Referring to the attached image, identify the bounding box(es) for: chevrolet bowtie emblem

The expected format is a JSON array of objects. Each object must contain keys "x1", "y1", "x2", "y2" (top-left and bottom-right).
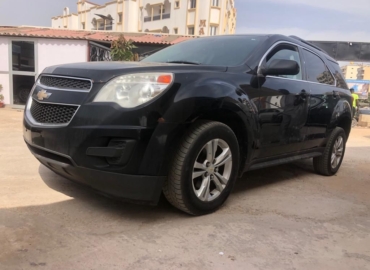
[{"x1": 37, "y1": 89, "x2": 52, "y2": 101}]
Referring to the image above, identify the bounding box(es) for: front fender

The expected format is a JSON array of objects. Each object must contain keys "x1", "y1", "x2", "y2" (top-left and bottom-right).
[{"x1": 153, "y1": 78, "x2": 259, "y2": 176}]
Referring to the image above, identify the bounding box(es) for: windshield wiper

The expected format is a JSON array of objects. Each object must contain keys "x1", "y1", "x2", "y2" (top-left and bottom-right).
[{"x1": 166, "y1": 60, "x2": 201, "y2": 65}]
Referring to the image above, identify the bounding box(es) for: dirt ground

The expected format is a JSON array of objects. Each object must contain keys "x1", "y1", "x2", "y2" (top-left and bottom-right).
[{"x1": 1, "y1": 108, "x2": 370, "y2": 270}]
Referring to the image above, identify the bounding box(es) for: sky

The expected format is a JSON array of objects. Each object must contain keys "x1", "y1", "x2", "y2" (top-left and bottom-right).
[{"x1": 0, "y1": 0, "x2": 369, "y2": 42}]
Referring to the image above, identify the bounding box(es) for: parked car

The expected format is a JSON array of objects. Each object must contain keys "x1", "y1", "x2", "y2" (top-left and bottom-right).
[{"x1": 23, "y1": 34, "x2": 352, "y2": 215}]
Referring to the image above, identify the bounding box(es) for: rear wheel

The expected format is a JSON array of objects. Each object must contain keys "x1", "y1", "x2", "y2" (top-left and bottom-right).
[
  {"x1": 313, "y1": 127, "x2": 346, "y2": 176},
  {"x1": 163, "y1": 121, "x2": 240, "y2": 215}
]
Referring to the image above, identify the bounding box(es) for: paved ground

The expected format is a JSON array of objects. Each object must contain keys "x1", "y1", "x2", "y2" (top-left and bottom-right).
[{"x1": 1, "y1": 108, "x2": 370, "y2": 270}]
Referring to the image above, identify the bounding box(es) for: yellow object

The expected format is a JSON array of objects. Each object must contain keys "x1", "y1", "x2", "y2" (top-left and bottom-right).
[{"x1": 352, "y1": 93, "x2": 359, "y2": 107}]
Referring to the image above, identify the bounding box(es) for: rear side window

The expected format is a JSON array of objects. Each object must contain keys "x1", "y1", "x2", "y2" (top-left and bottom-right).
[
  {"x1": 302, "y1": 49, "x2": 335, "y2": 85},
  {"x1": 328, "y1": 61, "x2": 348, "y2": 89}
]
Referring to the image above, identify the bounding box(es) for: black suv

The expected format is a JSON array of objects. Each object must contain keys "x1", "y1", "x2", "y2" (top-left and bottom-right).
[{"x1": 24, "y1": 35, "x2": 352, "y2": 215}]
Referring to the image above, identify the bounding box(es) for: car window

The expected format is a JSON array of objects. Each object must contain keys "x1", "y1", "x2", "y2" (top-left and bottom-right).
[
  {"x1": 328, "y1": 60, "x2": 348, "y2": 89},
  {"x1": 265, "y1": 45, "x2": 302, "y2": 80},
  {"x1": 302, "y1": 49, "x2": 335, "y2": 85},
  {"x1": 141, "y1": 36, "x2": 267, "y2": 66}
]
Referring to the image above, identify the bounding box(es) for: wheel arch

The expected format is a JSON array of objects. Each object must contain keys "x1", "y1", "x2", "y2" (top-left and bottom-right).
[
  {"x1": 329, "y1": 98, "x2": 352, "y2": 140},
  {"x1": 191, "y1": 107, "x2": 255, "y2": 176},
  {"x1": 337, "y1": 115, "x2": 351, "y2": 139}
]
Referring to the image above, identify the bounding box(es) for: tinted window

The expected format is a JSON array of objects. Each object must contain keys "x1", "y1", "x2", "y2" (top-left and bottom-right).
[
  {"x1": 266, "y1": 45, "x2": 302, "y2": 80},
  {"x1": 12, "y1": 41, "x2": 35, "y2": 72},
  {"x1": 328, "y1": 61, "x2": 348, "y2": 89},
  {"x1": 303, "y1": 50, "x2": 334, "y2": 85},
  {"x1": 142, "y1": 36, "x2": 267, "y2": 66}
]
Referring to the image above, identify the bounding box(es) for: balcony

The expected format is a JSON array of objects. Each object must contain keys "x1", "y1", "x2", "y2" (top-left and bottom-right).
[
  {"x1": 92, "y1": 24, "x2": 113, "y2": 31},
  {"x1": 144, "y1": 13, "x2": 170, "y2": 22}
]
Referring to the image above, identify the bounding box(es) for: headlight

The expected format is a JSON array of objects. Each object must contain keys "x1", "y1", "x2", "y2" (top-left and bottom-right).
[{"x1": 93, "y1": 73, "x2": 174, "y2": 108}]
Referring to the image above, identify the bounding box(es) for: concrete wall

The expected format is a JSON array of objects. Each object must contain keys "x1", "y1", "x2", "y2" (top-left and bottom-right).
[
  {"x1": 0, "y1": 37, "x2": 9, "y2": 72},
  {"x1": 124, "y1": 0, "x2": 139, "y2": 32},
  {"x1": 52, "y1": 17, "x2": 63, "y2": 29},
  {"x1": 0, "y1": 37, "x2": 88, "y2": 105},
  {"x1": 52, "y1": 14, "x2": 78, "y2": 29},
  {"x1": 171, "y1": 0, "x2": 188, "y2": 34},
  {"x1": 37, "y1": 39, "x2": 88, "y2": 73},
  {"x1": 361, "y1": 67, "x2": 370, "y2": 80},
  {"x1": 0, "y1": 37, "x2": 10, "y2": 104},
  {"x1": 0, "y1": 74, "x2": 10, "y2": 104}
]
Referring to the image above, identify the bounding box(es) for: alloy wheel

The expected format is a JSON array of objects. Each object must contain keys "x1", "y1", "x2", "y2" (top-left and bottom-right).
[
  {"x1": 192, "y1": 139, "x2": 233, "y2": 202},
  {"x1": 331, "y1": 136, "x2": 344, "y2": 169}
]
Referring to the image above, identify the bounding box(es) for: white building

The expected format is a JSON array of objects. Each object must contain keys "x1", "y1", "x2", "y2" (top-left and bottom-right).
[
  {"x1": 52, "y1": 0, "x2": 237, "y2": 36},
  {"x1": 0, "y1": 36, "x2": 88, "y2": 108}
]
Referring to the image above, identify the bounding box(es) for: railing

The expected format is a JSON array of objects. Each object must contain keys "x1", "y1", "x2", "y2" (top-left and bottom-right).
[
  {"x1": 92, "y1": 25, "x2": 113, "y2": 31},
  {"x1": 89, "y1": 42, "x2": 112, "y2": 62},
  {"x1": 144, "y1": 13, "x2": 170, "y2": 22}
]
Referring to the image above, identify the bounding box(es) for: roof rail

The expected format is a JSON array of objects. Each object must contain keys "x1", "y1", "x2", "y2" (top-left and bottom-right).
[{"x1": 289, "y1": 35, "x2": 328, "y2": 54}]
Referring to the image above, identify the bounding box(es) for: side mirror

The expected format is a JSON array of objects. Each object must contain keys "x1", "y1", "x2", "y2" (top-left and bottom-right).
[{"x1": 260, "y1": 59, "x2": 300, "y2": 77}]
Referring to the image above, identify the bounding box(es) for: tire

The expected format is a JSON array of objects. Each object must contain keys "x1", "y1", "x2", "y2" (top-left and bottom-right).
[
  {"x1": 163, "y1": 120, "x2": 240, "y2": 215},
  {"x1": 313, "y1": 127, "x2": 346, "y2": 176}
]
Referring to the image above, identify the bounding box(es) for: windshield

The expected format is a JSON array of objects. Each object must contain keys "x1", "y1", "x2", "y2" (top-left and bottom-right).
[{"x1": 141, "y1": 35, "x2": 267, "y2": 66}]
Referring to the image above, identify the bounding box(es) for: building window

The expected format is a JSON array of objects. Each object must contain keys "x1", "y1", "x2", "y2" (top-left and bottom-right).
[
  {"x1": 81, "y1": 23, "x2": 85, "y2": 29},
  {"x1": 118, "y1": 13, "x2": 122, "y2": 23},
  {"x1": 210, "y1": 26, "x2": 218, "y2": 35},
  {"x1": 188, "y1": 27, "x2": 195, "y2": 35},
  {"x1": 212, "y1": 0, "x2": 219, "y2": 6},
  {"x1": 189, "y1": 0, "x2": 196, "y2": 9},
  {"x1": 159, "y1": 7, "x2": 165, "y2": 14},
  {"x1": 174, "y1": 28, "x2": 178, "y2": 34},
  {"x1": 175, "y1": 1, "x2": 180, "y2": 8}
]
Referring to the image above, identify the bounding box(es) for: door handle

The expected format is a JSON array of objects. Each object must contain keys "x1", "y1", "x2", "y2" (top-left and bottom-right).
[
  {"x1": 300, "y1": 90, "x2": 308, "y2": 97},
  {"x1": 299, "y1": 90, "x2": 308, "y2": 100}
]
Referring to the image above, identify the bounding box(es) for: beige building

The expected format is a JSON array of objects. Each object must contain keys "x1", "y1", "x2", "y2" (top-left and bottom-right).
[
  {"x1": 357, "y1": 66, "x2": 370, "y2": 80},
  {"x1": 52, "y1": 0, "x2": 237, "y2": 36},
  {"x1": 341, "y1": 63, "x2": 361, "y2": 80}
]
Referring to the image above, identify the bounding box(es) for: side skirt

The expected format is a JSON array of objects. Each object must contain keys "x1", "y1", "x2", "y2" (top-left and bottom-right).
[{"x1": 245, "y1": 148, "x2": 325, "y2": 172}]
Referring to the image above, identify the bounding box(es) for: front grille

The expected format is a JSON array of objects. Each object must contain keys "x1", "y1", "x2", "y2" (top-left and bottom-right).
[
  {"x1": 40, "y1": 76, "x2": 92, "y2": 90},
  {"x1": 30, "y1": 99, "x2": 78, "y2": 124}
]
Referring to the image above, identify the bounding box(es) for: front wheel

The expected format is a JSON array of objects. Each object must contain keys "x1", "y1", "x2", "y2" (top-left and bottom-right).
[{"x1": 163, "y1": 121, "x2": 240, "y2": 215}]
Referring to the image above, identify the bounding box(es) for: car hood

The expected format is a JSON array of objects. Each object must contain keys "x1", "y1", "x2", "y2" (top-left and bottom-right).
[{"x1": 42, "y1": 61, "x2": 228, "y2": 83}]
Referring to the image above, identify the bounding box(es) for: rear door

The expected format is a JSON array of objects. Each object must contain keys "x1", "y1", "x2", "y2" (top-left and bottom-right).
[{"x1": 301, "y1": 49, "x2": 337, "y2": 148}]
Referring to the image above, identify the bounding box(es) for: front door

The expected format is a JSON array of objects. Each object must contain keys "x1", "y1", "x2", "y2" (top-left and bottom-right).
[{"x1": 257, "y1": 43, "x2": 310, "y2": 158}]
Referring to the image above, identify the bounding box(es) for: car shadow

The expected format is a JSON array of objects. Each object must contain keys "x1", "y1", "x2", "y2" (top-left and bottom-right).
[
  {"x1": 233, "y1": 159, "x2": 314, "y2": 194},
  {"x1": 38, "y1": 159, "x2": 315, "y2": 217},
  {"x1": 38, "y1": 165, "x2": 184, "y2": 220}
]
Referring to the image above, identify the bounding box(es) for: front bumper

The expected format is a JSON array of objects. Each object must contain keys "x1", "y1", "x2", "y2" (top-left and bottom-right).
[
  {"x1": 26, "y1": 142, "x2": 166, "y2": 204},
  {"x1": 23, "y1": 77, "x2": 186, "y2": 205}
]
